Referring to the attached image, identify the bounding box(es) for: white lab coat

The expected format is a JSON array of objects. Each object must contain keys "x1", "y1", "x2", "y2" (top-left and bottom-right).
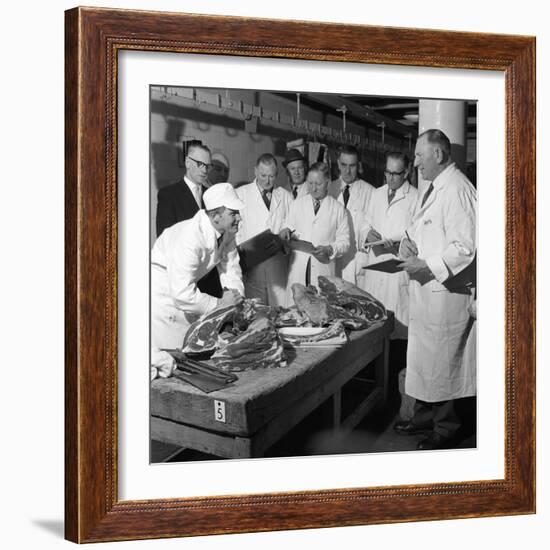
[
  {"x1": 284, "y1": 194, "x2": 350, "y2": 299},
  {"x1": 357, "y1": 181, "x2": 419, "y2": 339},
  {"x1": 328, "y1": 177, "x2": 375, "y2": 284},
  {"x1": 151, "y1": 210, "x2": 244, "y2": 349},
  {"x1": 235, "y1": 181, "x2": 293, "y2": 307},
  {"x1": 404, "y1": 163, "x2": 477, "y2": 402},
  {"x1": 289, "y1": 182, "x2": 310, "y2": 200}
]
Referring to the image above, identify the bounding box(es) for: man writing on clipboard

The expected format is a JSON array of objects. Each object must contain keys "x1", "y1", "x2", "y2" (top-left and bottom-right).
[
  {"x1": 358, "y1": 152, "x2": 418, "y2": 340},
  {"x1": 394, "y1": 129, "x2": 477, "y2": 451}
]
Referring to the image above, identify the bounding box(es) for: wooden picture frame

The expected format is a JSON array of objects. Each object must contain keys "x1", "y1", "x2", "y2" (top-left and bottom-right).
[{"x1": 65, "y1": 6, "x2": 535, "y2": 543}]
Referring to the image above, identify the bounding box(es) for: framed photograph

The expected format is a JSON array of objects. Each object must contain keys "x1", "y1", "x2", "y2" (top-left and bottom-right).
[{"x1": 65, "y1": 7, "x2": 535, "y2": 543}]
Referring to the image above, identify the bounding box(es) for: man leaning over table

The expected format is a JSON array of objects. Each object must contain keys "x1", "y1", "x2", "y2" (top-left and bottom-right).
[{"x1": 151, "y1": 183, "x2": 245, "y2": 359}]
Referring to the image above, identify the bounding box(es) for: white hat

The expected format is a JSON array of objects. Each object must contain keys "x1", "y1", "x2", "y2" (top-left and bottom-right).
[{"x1": 203, "y1": 182, "x2": 244, "y2": 211}]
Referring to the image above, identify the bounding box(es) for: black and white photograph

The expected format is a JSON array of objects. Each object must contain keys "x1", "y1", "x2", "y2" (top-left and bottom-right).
[
  {"x1": 4, "y1": 0, "x2": 544, "y2": 546},
  {"x1": 149, "y1": 85, "x2": 478, "y2": 463}
]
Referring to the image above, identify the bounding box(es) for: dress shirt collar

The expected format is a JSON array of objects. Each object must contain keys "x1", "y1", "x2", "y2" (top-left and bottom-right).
[
  {"x1": 339, "y1": 177, "x2": 357, "y2": 191},
  {"x1": 386, "y1": 180, "x2": 411, "y2": 200},
  {"x1": 184, "y1": 175, "x2": 201, "y2": 191},
  {"x1": 311, "y1": 194, "x2": 327, "y2": 204},
  {"x1": 254, "y1": 179, "x2": 272, "y2": 195}
]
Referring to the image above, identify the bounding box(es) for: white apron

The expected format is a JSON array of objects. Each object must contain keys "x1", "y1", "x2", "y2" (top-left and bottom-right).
[
  {"x1": 151, "y1": 211, "x2": 244, "y2": 349},
  {"x1": 357, "y1": 181, "x2": 418, "y2": 339},
  {"x1": 328, "y1": 177, "x2": 374, "y2": 284},
  {"x1": 235, "y1": 182, "x2": 293, "y2": 307},
  {"x1": 284, "y1": 194, "x2": 350, "y2": 301},
  {"x1": 404, "y1": 163, "x2": 477, "y2": 402}
]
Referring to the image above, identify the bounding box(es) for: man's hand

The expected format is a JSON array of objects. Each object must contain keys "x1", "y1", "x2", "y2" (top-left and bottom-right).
[
  {"x1": 399, "y1": 257, "x2": 432, "y2": 276},
  {"x1": 366, "y1": 228, "x2": 382, "y2": 243},
  {"x1": 312, "y1": 245, "x2": 333, "y2": 264},
  {"x1": 218, "y1": 288, "x2": 243, "y2": 308},
  {"x1": 398, "y1": 237, "x2": 419, "y2": 259},
  {"x1": 279, "y1": 227, "x2": 293, "y2": 242},
  {"x1": 363, "y1": 228, "x2": 395, "y2": 252}
]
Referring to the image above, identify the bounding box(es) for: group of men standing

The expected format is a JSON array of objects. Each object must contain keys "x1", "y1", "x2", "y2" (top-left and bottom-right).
[{"x1": 151, "y1": 129, "x2": 477, "y2": 451}]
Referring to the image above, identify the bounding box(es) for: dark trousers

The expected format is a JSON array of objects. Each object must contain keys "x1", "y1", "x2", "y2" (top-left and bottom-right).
[{"x1": 412, "y1": 399, "x2": 461, "y2": 439}]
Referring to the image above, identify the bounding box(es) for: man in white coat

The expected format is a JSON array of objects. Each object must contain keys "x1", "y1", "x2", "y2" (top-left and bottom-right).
[
  {"x1": 235, "y1": 153, "x2": 293, "y2": 307},
  {"x1": 358, "y1": 152, "x2": 418, "y2": 339},
  {"x1": 395, "y1": 129, "x2": 477, "y2": 450},
  {"x1": 283, "y1": 148, "x2": 309, "y2": 200},
  {"x1": 328, "y1": 145, "x2": 375, "y2": 284},
  {"x1": 151, "y1": 183, "x2": 245, "y2": 350},
  {"x1": 280, "y1": 162, "x2": 350, "y2": 296}
]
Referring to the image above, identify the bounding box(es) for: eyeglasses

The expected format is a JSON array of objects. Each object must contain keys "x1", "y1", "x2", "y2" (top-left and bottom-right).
[
  {"x1": 188, "y1": 157, "x2": 212, "y2": 170},
  {"x1": 384, "y1": 169, "x2": 406, "y2": 178}
]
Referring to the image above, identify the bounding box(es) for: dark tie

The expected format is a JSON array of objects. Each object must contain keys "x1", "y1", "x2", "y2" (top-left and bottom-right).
[
  {"x1": 313, "y1": 199, "x2": 320, "y2": 215},
  {"x1": 343, "y1": 184, "x2": 350, "y2": 207},
  {"x1": 292, "y1": 186, "x2": 298, "y2": 199},
  {"x1": 388, "y1": 189, "x2": 396, "y2": 204},
  {"x1": 262, "y1": 190, "x2": 272, "y2": 209},
  {"x1": 217, "y1": 235, "x2": 223, "y2": 249},
  {"x1": 421, "y1": 182, "x2": 434, "y2": 207}
]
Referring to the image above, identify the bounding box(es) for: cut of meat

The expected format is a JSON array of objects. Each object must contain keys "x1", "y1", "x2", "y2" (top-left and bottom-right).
[
  {"x1": 317, "y1": 275, "x2": 387, "y2": 328},
  {"x1": 211, "y1": 316, "x2": 286, "y2": 372},
  {"x1": 182, "y1": 304, "x2": 239, "y2": 355},
  {"x1": 289, "y1": 277, "x2": 386, "y2": 331},
  {"x1": 291, "y1": 284, "x2": 331, "y2": 326},
  {"x1": 273, "y1": 306, "x2": 309, "y2": 328},
  {"x1": 182, "y1": 299, "x2": 280, "y2": 356}
]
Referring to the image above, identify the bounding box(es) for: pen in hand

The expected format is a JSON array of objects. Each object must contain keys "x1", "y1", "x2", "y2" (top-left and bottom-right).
[{"x1": 404, "y1": 230, "x2": 418, "y2": 256}]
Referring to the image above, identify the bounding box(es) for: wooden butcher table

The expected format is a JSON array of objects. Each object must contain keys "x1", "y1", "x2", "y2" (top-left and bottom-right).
[{"x1": 151, "y1": 315, "x2": 393, "y2": 459}]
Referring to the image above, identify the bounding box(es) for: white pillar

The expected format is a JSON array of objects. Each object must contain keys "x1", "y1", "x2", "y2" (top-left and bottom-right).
[{"x1": 417, "y1": 99, "x2": 467, "y2": 192}]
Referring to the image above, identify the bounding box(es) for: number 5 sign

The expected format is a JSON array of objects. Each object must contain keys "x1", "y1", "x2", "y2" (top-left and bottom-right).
[{"x1": 214, "y1": 400, "x2": 226, "y2": 423}]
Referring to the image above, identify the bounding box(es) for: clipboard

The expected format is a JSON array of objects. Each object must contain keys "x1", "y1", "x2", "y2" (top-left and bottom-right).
[
  {"x1": 362, "y1": 258, "x2": 405, "y2": 273},
  {"x1": 237, "y1": 229, "x2": 284, "y2": 272},
  {"x1": 287, "y1": 238, "x2": 316, "y2": 255}
]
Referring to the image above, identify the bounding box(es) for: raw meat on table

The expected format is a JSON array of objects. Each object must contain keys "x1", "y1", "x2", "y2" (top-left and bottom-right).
[
  {"x1": 211, "y1": 316, "x2": 287, "y2": 372},
  {"x1": 318, "y1": 275, "x2": 387, "y2": 328}
]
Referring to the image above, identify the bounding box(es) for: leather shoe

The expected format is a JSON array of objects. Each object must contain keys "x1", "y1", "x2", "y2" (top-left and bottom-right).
[
  {"x1": 417, "y1": 432, "x2": 453, "y2": 450},
  {"x1": 393, "y1": 420, "x2": 432, "y2": 436}
]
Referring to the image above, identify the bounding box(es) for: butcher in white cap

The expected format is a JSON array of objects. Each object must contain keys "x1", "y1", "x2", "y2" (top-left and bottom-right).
[{"x1": 151, "y1": 183, "x2": 245, "y2": 353}]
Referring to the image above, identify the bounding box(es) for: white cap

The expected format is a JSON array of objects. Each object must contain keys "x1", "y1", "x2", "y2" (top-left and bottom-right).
[{"x1": 203, "y1": 182, "x2": 244, "y2": 211}]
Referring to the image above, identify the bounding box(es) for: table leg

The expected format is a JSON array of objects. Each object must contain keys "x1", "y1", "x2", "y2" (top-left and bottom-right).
[
  {"x1": 333, "y1": 389, "x2": 342, "y2": 429},
  {"x1": 375, "y1": 335, "x2": 390, "y2": 406}
]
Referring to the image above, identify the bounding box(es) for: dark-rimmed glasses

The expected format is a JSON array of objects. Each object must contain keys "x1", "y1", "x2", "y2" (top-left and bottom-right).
[
  {"x1": 188, "y1": 157, "x2": 213, "y2": 170},
  {"x1": 384, "y1": 169, "x2": 407, "y2": 178}
]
